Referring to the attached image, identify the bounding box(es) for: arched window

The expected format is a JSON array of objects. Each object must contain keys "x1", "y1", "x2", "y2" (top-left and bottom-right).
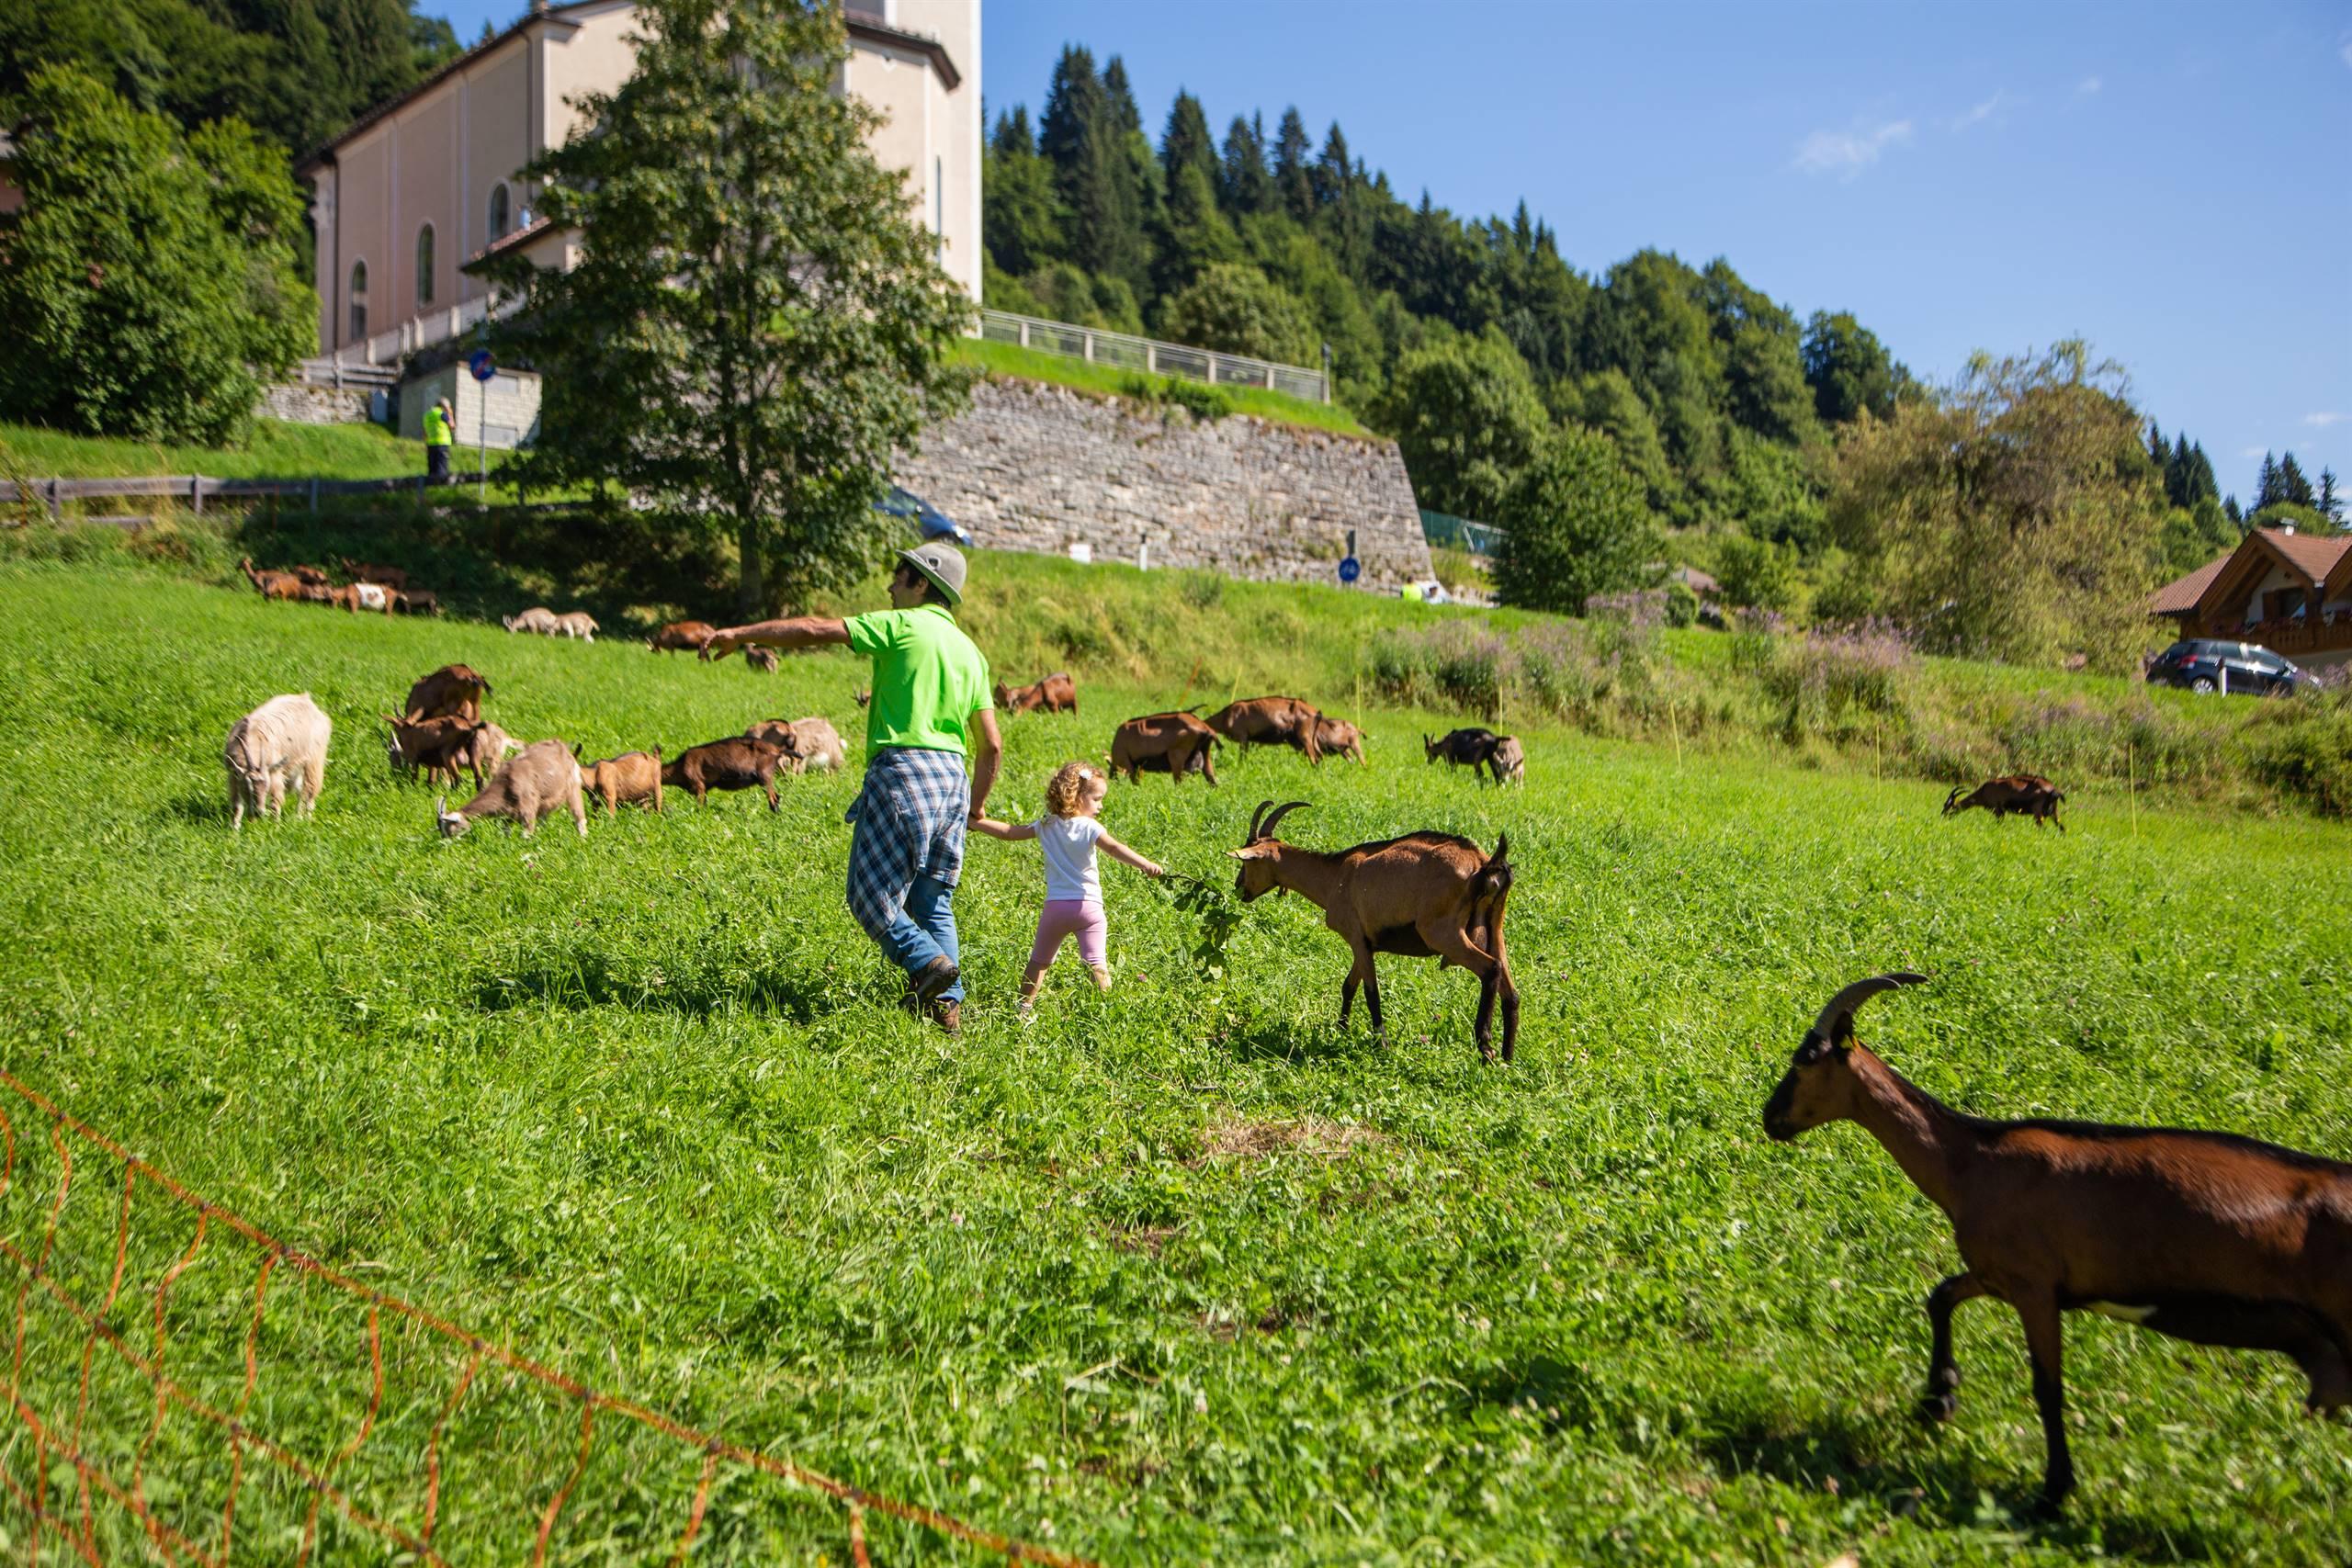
[
  {"x1": 488, "y1": 184, "x2": 510, "y2": 241},
  {"x1": 347, "y1": 260, "x2": 368, "y2": 343},
  {"x1": 415, "y1": 224, "x2": 435, "y2": 308}
]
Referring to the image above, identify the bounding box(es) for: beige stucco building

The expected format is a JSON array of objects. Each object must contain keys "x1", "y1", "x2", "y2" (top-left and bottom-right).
[{"x1": 296, "y1": 0, "x2": 979, "y2": 367}]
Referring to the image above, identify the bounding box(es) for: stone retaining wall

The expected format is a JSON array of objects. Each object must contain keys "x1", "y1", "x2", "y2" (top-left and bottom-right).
[
  {"x1": 259, "y1": 384, "x2": 373, "y2": 425},
  {"x1": 895, "y1": 378, "x2": 1431, "y2": 589}
]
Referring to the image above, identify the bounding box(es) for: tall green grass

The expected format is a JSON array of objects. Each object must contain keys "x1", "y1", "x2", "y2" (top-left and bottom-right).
[
  {"x1": 954, "y1": 340, "x2": 1370, "y2": 437},
  {"x1": 0, "y1": 417, "x2": 516, "y2": 482},
  {"x1": 0, "y1": 563, "x2": 2347, "y2": 1563}
]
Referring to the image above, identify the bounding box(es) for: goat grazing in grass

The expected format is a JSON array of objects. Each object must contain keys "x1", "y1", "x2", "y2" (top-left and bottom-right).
[
  {"x1": 746, "y1": 717, "x2": 845, "y2": 775},
  {"x1": 403, "y1": 664, "x2": 492, "y2": 724},
  {"x1": 1487, "y1": 735, "x2": 1525, "y2": 786},
  {"x1": 1206, "y1": 695, "x2": 1324, "y2": 763},
  {"x1": 745, "y1": 647, "x2": 779, "y2": 673},
  {"x1": 1310, "y1": 715, "x2": 1367, "y2": 765},
  {"x1": 582, "y1": 749, "x2": 663, "y2": 816},
  {"x1": 436, "y1": 739, "x2": 587, "y2": 839},
  {"x1": 340, "y1": 559, "x2": 409, "y2": 592},
  {"x1": 382, "y1": 714, "x2": 486, "y2": 788},
  {"x1": 503, "y1": 606, "x2": 560, "y2": 636},
  {"x1": 556, "y1": 611, "x2": 598, "y2": 641},
  {"x1": 1765, "y1": 973, "x2": 2352, "y2": 1510},
  {"x1": 1110, "y1": 711, "x2": 1221, "y2": 785},
  {"x1": 224, "y1": 694, "x2": 331, "y2": 829},
  {"x1": 240, "y1": 558, "x2": 302, "y2": 602},
  {"x1": 653, "y1": 620, "x2": 718, "y2": 654},
  {"x1": 995, "y1": 672, "x2": 1079, "y2": 716},
  {"x1": 1424, "y1": 727, "x2": 1504, "y2": 775},
  {"x1": 393, "y1": 588, "x2": 440, "y2": 616},
  {"x1": 1943, "y1": 774, "x2": 2066, "y2": 831},
  {"x1": 1228, "y1": 800, "x2": 1519, "y2": 1062},
  {"x1": 662, "y1": 736, "x2": 787, "y2": 809}
]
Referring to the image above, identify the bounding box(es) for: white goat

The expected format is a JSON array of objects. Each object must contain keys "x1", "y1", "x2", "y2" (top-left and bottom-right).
[
  {"x1": 224, "y1": 694, "x2": 332, "y2": 830},
  {"x1": 502, "y1": 606, "x2": 560, "y2": 636},
  {"x1": 556, "y1": 611, "x2": 598, "y2": 641},
  {"x1": 436, "y1": 739, "x2": 588, "y2": 839}
]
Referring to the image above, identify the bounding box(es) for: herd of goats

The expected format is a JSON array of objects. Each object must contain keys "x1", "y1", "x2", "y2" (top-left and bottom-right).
[{"x1": 208, "y1": 576, "x2": 2347, "y2": 1517}]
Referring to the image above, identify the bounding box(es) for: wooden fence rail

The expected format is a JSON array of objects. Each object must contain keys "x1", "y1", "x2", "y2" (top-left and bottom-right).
[{"x1": 0, "y1": 474, "x2": 445, "y2": 524}]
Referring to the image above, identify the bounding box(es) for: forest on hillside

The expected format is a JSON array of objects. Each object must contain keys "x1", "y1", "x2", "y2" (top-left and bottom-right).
[{"x1": 982, "y1": 46, "x2": 2345, "y2": 659}]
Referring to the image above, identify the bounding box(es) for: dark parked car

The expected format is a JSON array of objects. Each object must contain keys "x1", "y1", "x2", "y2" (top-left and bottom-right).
[{"x1": 2146, "y1": 639, "x2": 2318, "y2": 696}]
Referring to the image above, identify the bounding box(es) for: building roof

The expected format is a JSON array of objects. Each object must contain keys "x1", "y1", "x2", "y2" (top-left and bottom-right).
[
  {"x1": 2148, "y1": 551, "x2": 2231, "y2": 615},
  {"x1": 296, "y1": 3, "x2": 960, "y2": 177},
  {"x1": 2149, "y1": 527, "x2": 2352, "y2": 617}
]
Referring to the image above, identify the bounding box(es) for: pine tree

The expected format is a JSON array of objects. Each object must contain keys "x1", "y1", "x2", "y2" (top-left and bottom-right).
[
  {"x1": 2188, "y1": 443, "x2": 2218, "y2": 505},
  {"x1": 1272, "y1": 107, "x2": 1313, "y2": 223},
  {"x1": 991, "y1": 104, "x2": 1035, "y2": 157},
  {"x1": 2317, "y1": 468, "x2": 2343, "y2": 525},
  {"x1": 2146, "y1": 420, "x2": 2165, "y2": 468},
  {"x1": 2254, "y1": 452, "x2": 2279, "y2": 511},
  {"x1": 1100, "y1": 55, "x2": 1141, "y2": 135},
  {"x1": 2277, "y1": 451, "x2": 2315, "y2": 509},
  {"x1": 1218, "y1": 113, "x2": 1270, "y2": 214},
  {"x1": 1160, "y1": 91, "x2": 1216, "y2": 197},
  {"x1": 1312, "y1": 122, "x2": 1351, "y2": 209},
  {"x1": 1037, "y1": 45, "x2": 1102, "y2": 174}
]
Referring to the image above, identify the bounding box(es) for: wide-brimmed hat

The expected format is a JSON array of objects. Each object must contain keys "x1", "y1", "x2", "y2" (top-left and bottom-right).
[{"x1": 896, "y1": 541, "x2": 967, "y2": 604}]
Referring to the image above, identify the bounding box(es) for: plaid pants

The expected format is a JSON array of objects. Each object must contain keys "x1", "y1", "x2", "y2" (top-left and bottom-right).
[{"x1": 844, "y1": 746, "x2": 970, "y2": 948}]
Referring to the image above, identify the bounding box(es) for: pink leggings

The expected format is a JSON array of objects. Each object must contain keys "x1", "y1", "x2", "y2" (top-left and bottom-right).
[{"x1": 1028, "y1": 899, "x2": 1108, "y2": 970}]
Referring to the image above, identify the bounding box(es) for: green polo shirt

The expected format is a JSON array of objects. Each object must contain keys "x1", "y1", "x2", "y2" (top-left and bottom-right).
[{"x1": 843, "y1": 604, "x2": 991, "y2": 759}]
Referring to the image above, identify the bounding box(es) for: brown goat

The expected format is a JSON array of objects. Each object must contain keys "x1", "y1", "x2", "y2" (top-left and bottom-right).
[
  {"x1": 662, "y1": 736, "x2": 786, "y2": 809},
  {"x1": 1943, "y1": 774, "x2": 2065, "y2": 831},
  {"x1": 1206, "y1": 695, "x2": 1324, "y2": 763},
  {"x1": 403, "y1": 664, "x2": 492, "y2": 724},
  {"x1": 650, "y1": 620, "x2": 717, "y2": 654},
  {"x1": 435, "y1": 739, "x2": 585, "y2": 839},
  {"x1": 340, "y1": 558, "x2": 410, "y2": 592},
  {"x1": 382, "y1": 714, "x2": 487, "y2": 789},
  {"x1": 240, "y1": 558, "x2": 302, "y2": 601},
  {"x1": 1765, "y1": 973, "x2": 2352, "y2": 1509},
  {"x1": 288, "y1": 564, "x2": 332, "y2": 587},
  {"x1": 995, "y1": 671, "x2": 1079, "y2": 716},
  {"x1": 393, "y1": 588, "x2": 441, "y2": 616},
  {"x1": 1310, "y1": 714, "x2": 1367, "y2": 765},
  {"x1": 1109, "y1": 711, "x2": 1221, "y2": 784},
  {"x1": 745, "y1": 646, "x2": 780, "y2": 673},
  {"x1": 582, "y1": 749, "x2": 664, "y2": 816},
  {"x1": 1229, "y1": 800, "x2": 1518, "y2": 1062}
]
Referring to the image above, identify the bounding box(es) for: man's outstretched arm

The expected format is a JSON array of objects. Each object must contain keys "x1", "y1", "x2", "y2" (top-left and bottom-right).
[
  {"x1": 701, "y1": 616, "x2": 851, "y2": 661},
  {"x1": 967, "y1": 708, "x2": 1002, "y2": 821}
]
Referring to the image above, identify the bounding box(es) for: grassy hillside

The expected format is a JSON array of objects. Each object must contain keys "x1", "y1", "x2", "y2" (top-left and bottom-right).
[
  {"x1": 1, "y1": 562, "x2": 2347, "y2": 1563},
  {"x1": 0, "y1": 417, "x2": 518, "y2": 483},
  {"x1": 953, "y1": 340, "x2": 1369, "y2": 437},
  {"x1": 10, "y1": 512, "x2": 2348, "y2": 818}
]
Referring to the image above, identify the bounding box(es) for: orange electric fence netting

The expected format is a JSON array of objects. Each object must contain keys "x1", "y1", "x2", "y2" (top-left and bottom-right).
[{"x1": 0, "y1": 1071, "x2": 1093, "y2": 1567}]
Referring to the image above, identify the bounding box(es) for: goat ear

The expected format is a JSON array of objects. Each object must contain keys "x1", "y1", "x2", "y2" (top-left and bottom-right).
[{"x1": 1227, "y1": 844, "x2": 1272, "y2": 861}]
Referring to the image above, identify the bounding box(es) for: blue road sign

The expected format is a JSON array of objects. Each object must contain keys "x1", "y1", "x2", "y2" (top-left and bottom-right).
[
  {"x1": 468, "y1": 350, "x2": 496, "y2": 382},
  {"x1": 1338, "y1": 556, "x2": 1362, "y2": 584}
]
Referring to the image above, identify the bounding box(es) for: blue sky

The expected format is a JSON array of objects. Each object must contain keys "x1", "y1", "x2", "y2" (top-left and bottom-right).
[{"x1": 435, "y1": 0, "x2": 2352, "y2": 503}]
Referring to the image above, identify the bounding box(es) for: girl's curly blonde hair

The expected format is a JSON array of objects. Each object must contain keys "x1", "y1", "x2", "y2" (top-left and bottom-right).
[{"x1": 1043, "y1": 760, "x2": 1102, "y2": 818}]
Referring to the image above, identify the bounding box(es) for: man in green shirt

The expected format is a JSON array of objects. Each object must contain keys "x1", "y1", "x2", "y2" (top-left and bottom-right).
[
  {"x1": 705, "y1": 542, "x2": 1000, "y2": 1032},
  {"x1": 423, "y1": 396, "x2": 455, "y2": 484}
]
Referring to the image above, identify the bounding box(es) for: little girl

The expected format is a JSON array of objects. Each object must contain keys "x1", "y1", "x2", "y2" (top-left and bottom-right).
[{"x1": 974, "y1": 761, "x2": 1163, "y2": 1012}]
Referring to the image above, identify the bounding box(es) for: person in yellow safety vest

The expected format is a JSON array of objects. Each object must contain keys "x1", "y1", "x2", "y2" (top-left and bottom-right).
[
  {"x1": 1401, "y1": 580, "x2": 1425, "y2": 604},
  {"x1": 424, "y1": 396, "x2": 455, "y2": 484}
]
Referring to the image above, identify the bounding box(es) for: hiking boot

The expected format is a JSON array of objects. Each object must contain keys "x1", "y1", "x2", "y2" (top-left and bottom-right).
[
  {"x1": 928, "y1": 999, "x2": 961, "y2": 1035},
  {"x1": 910, "y1": 955, "x2": 959, "y2": 1006}
]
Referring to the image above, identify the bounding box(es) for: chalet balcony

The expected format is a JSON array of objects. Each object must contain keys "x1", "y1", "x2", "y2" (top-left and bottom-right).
[{"x1": 2189, "y1": 614, "x2": 2352, "y2": 659}]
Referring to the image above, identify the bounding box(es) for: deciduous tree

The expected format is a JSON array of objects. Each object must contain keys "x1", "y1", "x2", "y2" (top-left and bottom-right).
[
  {"x1": 482, "y1": 0, "x2": 973, "y2": 616},
  {"x1": 1491, "y1": 425, "x2": 1657, "y2": 614}
]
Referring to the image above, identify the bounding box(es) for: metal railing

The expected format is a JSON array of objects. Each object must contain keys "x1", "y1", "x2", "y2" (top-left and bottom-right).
[
  {"x1": 1, "y1": 473, "x2": 460, "y2": 520},
  {"x1": 321, "y1": 291, "x2": 507, "y2": 376},
  {"x1": 1421, "y1": 509, "x2": 1506, "y2": 557},
  {"x1": 976, "y1": 309, "x2": 1330, "y2": 402}
]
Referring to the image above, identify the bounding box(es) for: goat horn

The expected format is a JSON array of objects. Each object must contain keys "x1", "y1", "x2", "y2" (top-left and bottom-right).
[
  {"x1": 1246, "y1": 798, "x2": 1275, "y2": 841},
  {"x1": 1258, "y1": 800, "x2": 1311, "y2": 840},
  {"x1": 1808, "y1": 971, "x2": 1928, "y2": 1043}
]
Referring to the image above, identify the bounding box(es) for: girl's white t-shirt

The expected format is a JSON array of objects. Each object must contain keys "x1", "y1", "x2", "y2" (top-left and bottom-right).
[{"x1": 1035, "y1": 815, "x2": 1105, "y2": 903}]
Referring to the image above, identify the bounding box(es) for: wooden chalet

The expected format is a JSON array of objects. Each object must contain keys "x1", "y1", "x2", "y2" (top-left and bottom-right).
[{"x1": 2149, "y1": 526, "x2": 2352, "y2": 663}]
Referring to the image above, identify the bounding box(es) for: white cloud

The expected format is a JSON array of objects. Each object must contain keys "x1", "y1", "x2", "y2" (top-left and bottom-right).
[
  {"x1": 1948, "y1": 91, "x2": 2007, "y2": 130},
  {"x1": 2075, "y1": 75, "x2": 2103, "y2": 96},
  {"x1": 1793, "y1": 118, "x2": 1914, "y2": 179},
  {"x1": 2340, "y1": 36, "x2": 2352, "y2": 70},
  {"x1": 2241, "y1": 446, "x2": 2269, "y2": 459},
  {"x1": 2306, "y1": 412, "x2": 2349, "y2": 427}
]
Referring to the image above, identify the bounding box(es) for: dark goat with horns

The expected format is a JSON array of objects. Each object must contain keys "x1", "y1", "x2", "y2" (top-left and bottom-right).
[
  {"x1": 1228, "y1": 800, "x2": 1519, "y2": 1062},
  {"x1": 1765, "y1": 973, "x2": 2352, "y2": 1510}
]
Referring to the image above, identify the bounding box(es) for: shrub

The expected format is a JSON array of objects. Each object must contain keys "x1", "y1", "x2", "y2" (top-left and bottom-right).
[
  {"x1": 1762, "y1": 621, "x2": 1913, "y2": 740},
  {"x1": 1155, "y1": 264, "x2": 1317, "y2": 366},
  {"x1": 1177, "y1": 570, "x2": 1224, "y2": 610},
  {"x1": 1491, "y1": 426, "x2": 1657, "y2": 615},
  {"x1": 1663, "y1": 581, "x2": 1699, "y2": 628},
  {"x1": 2242, "y1": 701, "x2": 2352, "y2": 816}
]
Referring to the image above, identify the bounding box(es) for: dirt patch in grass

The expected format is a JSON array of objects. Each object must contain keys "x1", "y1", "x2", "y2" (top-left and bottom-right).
[
  {"x1": 1195, "y1": 1117, "x2": 1391, "y2": 1162},
  {"x1": 1108, "y1": 1224, "x2": 1182, "y2": 1256}
]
